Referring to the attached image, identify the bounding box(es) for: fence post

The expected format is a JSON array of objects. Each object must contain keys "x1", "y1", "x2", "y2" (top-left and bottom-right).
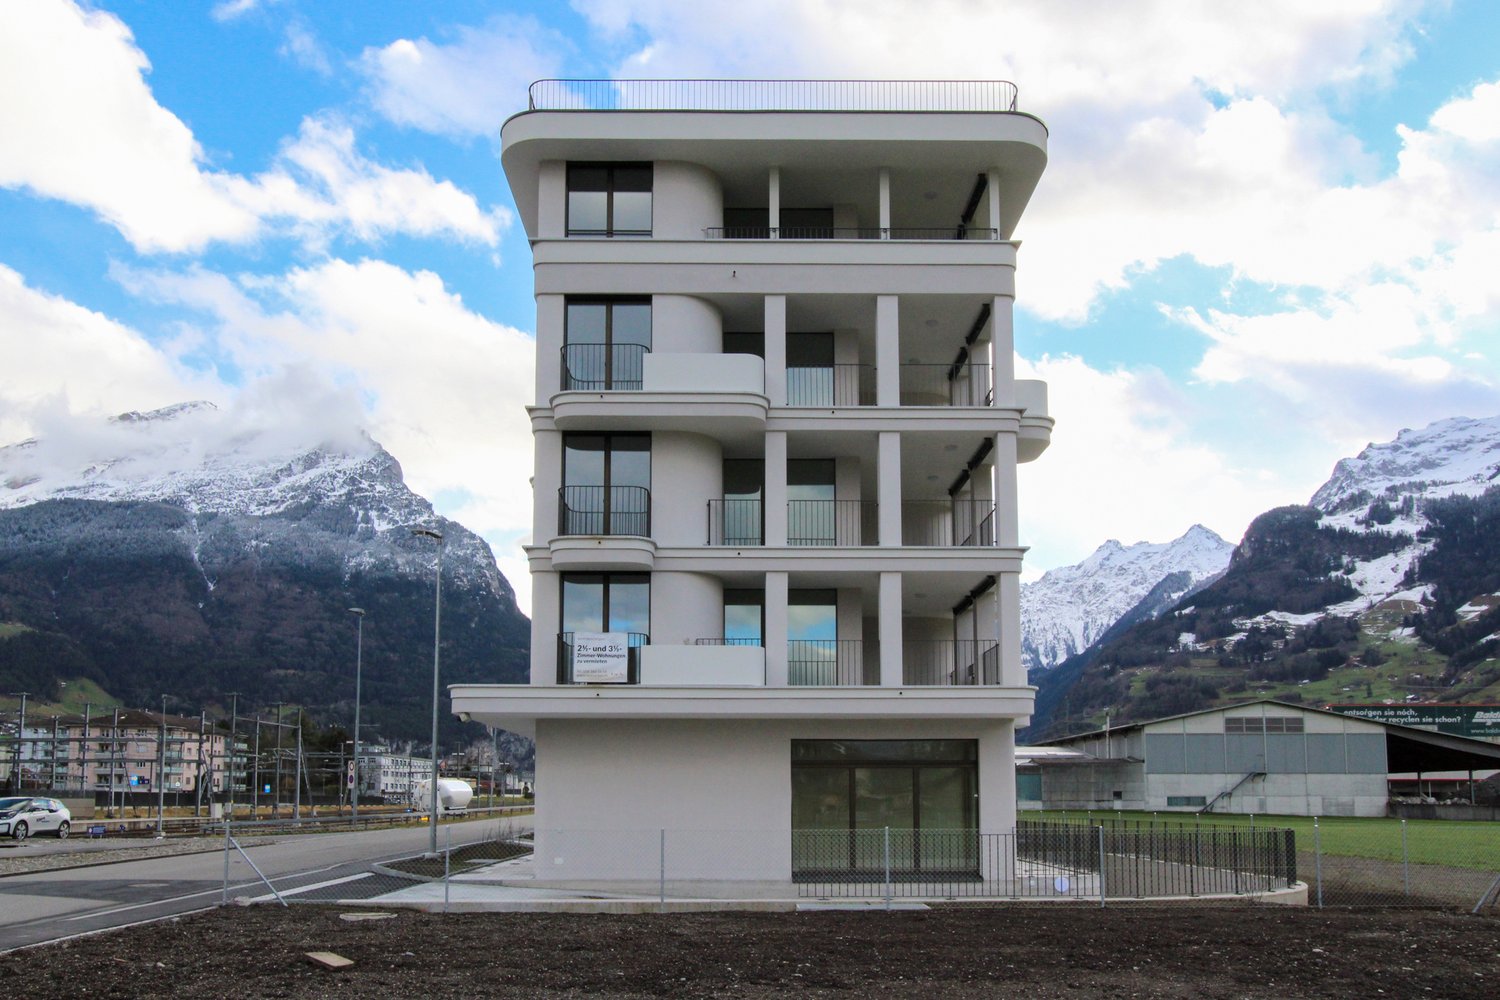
[
  {"x1": 443, "y1": 825, "x2": 451, "y2": 914},
  {"x1": 1313, "y1": 817, "x2": 1323, "y2": 909},
  {"x1": 659, "y1": 828, "x2": 666, "y2": 911},
  {"x1": 221, "y1": 813, "x2": 231, "y2": 906},
  {"x1": 1400, "y1": 819, "x2": 1409, "y2": 899},
  {"x1": 1097, "y1": 825, "x2": 1107, "y2": 909},
  {"x1": 1190, "y1": 827, "x2": 1200, "y2": 897},
  {"x1": 883, "y1": 826, "x2": 892, "y2": 910}
]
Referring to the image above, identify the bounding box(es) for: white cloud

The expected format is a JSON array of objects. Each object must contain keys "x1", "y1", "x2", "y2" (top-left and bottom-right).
[
  {"x1": 0, "y1": 263, "x2": 217, "y2": 448},
  {"x1": 117, "y1": 259, "x2": 538, "y2": 604},
  {"x1": 358, "y1": 18, "x2": 568, "y2": 138},
  {"x1": 0, "y1": 1, "x2": 505, "y2": 251},
  {"x1": 211, "y1": 0, "x2": 268, "y2": 22},
  {"x1": 1014, "y1": 355, "x2": 1292, "y2": 567}
]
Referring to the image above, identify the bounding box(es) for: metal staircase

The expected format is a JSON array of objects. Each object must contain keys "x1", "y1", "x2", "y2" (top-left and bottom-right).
[{"x1": 1199, "y1": 770, "x2": 1266, "y2": 814}]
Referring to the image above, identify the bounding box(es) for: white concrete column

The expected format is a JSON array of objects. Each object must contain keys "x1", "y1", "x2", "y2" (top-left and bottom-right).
[
  {"x1": 877, "y1": 430, "x2": 902, "y2": 546},
  {"x1": 538, "y1": 161, "x2": 566, "y2": 239},
  {"x1": 987, "y1": 168, "x2": 1002, "y2": 237},
  {"x1": 764, "y1": 430, "x2": 788, "y2": 546},
  {"x1": 988, "y1": 294, "x2": 1015, "y2": 407},
  {"x1": 764, "y1": 294, "x2": 787, "y2": 406},
  {"x1": 878, "y1": 571, "x2": 903, "y2": 686},
  {"x1": 764, "y1": 571, "x2": 789, "y2": 686},
  {"x1": 536, "y1": 294, "x2": 566, "y2": 404},
  {"x1": 878, "y1": 168, "x2": 891, "y2": 237},
  {"x1": 533, "y1": 429, "x2": 562, "y2": 543},
  {"x1": 530, "y1": 571, "x2": 559, "y2": 686},
  {"x1": 768, "y1": 167, "x2": 780, "y2": 239},
  {"x1": 978, "y1": 721, "x2": 1017, "y2": 839},
  {"x1": 996, "y1": 572, "x2": 1023, "y2": 686},
  {"x1": 875, "y1": 294, "x2": 900, "y2": 406},
  {"x1": 991, "y1": 432, "x2": 1019, "y2": 549}
]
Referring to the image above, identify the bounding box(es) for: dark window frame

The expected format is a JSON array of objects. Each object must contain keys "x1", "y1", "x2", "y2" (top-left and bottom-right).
[
  {"x1": 562, "y1": 297, "x2": 652, "y2": 390},
  {"x1": 566, "y1": 162, "x2": 653, "y2": 237}
]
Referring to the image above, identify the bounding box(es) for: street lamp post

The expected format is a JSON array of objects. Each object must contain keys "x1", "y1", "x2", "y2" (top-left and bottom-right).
[
  {"x1": 412, "y1": 527, "x2": 444, "y2": 856},
  {"x1": 348, "y1": 608, "x2": 365, "y2": 820},
  {"x1": 157, "y1": 695, "x2": 168, "y2": 838}
]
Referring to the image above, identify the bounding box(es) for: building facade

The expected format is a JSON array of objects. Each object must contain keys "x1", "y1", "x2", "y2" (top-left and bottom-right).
[
  {"x1": 453, "y1": 79, "x2": 1051, "y2": 882},
  {"x1": 4, "y1": 710, "x2": 228, "y2": 795}
]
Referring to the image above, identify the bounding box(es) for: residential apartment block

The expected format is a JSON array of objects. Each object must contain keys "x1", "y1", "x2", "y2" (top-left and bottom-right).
[
  {"x1": 453, "y1": 79, "x2": 1051, "y2": 882},
  {"x1": 5, "y1": 709, "x2": 227, "y2": 795}
]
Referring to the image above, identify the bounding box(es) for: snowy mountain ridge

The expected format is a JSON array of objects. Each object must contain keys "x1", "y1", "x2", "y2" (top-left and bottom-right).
[{"x1": 1021, "y1": 524, "x2": 1233, "y2": 672}]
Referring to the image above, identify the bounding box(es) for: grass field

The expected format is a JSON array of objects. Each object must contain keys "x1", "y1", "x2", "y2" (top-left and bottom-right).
[{"x1": 1034, "y1": 809, "x2": 1500, "y2": 870}]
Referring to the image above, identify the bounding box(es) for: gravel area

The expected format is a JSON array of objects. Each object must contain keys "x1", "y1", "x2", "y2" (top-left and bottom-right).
[
  {"x1": 0, "y1": 838, "x2": 258, "y2": 877},
  {"x1": 3, "y1": 904, "x2": 1497, "y2": 998}
]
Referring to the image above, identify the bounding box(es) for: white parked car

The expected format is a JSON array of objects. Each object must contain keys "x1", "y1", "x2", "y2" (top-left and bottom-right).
[{"x1": 0, "y1": 797, "x2": 72, "y2": 840}]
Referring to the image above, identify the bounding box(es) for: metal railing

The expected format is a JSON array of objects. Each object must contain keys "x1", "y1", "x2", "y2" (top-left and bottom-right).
[
  {"x1": 899, "y1": 363, "x2": 993, "y2": 406},
  {"x1": 704, "y1": 226, "x2": 999, "y2": 241},
  {"x1": 786, "y1": 364, "x2": 874, "y2": 406},
  {"x1": 528, "y1": 79, "x2": 1020, "y2": 113},
  {"x1": 560, "y1": 343, "x2": 648, "y2": 391},
  {"x1": 557, "y1": 485, "x2": 651, "y2": 537},
  {"x1": 788, "y1": 639, "x2": 869, "y2": 685},
  {"x1": 557, "y1": 632, "x2": 649, "y2": 684},
  {"x1": 706, "y1": 498, "x2": 763, "y2": 545},
  {"x1": 902, "y1": 640, "x2": 1001, "y2": 685},
  {"x1": 787, "y1": 499, "x2": 874, "y2": 545},
  {"x1": 902, "y1": 499, "x2": 997, "y2": 546},
  {"x1": 693, "y1": 637, "x2": 764, "y2": 647}
]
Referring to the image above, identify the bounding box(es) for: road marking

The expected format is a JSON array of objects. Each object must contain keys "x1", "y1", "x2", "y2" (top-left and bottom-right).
[{"x1": 247, "y1": 872, "x2": 373, "y2": 902}]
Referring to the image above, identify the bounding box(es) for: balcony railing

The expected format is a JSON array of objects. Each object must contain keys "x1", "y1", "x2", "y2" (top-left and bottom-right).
[
  {"x1": 704, "y1": 227, "x2": 999, "y2": 241},
  {"x1": 528, "y1": 79, "x2": 1020, "y2": 113},
  {"x1": 558, "y1": 485, "x2": 652, "y2": 537},
  {"x1": 788, "y1": 639, "x2": 870, "y2": 685},
  {"x1": 786, "y1": 365, "x2": 874, "y2": 406},
  {"x1": 788, "y1": 500, "x2": 875, "y2": 546},
  {"x1": 707, "y1": 499, "x2": 763, "y2": 545},
  {"x1": 902, "y1": 640, "x2": 1001, "y2": 685},
  {"x1": 557, "y1": 632, "x2": 649, "y2": 684},
  {"x1": 560, "y1": 343, "x2": 648, "y2": 391},
  {"x1": 693, "y1": 637, "x2": 764, "y2": 647},
  {"x1": 899, "y1": 363, "x2": 993, "y2": 406},
  {"x1": 902, "y1": 500, "x2": 996, "y2": 547}
]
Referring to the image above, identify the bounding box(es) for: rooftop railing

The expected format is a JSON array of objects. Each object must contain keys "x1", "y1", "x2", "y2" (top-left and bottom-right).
[{"x1": 528, "y1": 79, "x2": 1019, "y2": 113}]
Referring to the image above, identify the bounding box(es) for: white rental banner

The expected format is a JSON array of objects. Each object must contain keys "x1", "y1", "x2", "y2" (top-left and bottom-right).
[{"x1": 572, "y1": 632, "x2": 630, "y2": 683}]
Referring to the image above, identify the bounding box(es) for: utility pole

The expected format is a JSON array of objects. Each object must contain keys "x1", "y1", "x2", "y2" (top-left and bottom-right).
[
  {"x1": 293, "y1": 708, "x2": 303, "y2": 822},
  {"x1": 80, "y1": 702, "x2": 91, "y2": 798},
  {"x1": 49, "y1": 716, "x2": 59, "y2": 791},
  {"x1": 226, "y1": 693, "x2": 239, "y2": 821},
  {"x1": 348, "y1": 607, "x2": 365, "y2": 821},
  {"x1": 252, "y1": 716, "x2": 261, "y2": 818},
  {"x1": 110, "y1": 706, "x2": 121, "y2": 816},
  {"x1": 273, "y1": 702, "x2": 284, "y2": 819},
  {"x1": 195, "y1": 711, "x2": 206, "y2": 817},
  {"x1": 10, "y1": 692, "x2": 27, "y2": 794},
  {"x1": 156, "y1": 696, "x2": 167, "y2": 838}
]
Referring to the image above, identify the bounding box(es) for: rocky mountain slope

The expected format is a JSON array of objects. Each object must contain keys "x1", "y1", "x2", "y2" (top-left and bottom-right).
[
  {"x1": 0, "y1": 402, "x2": 529, "y2": 746},
  {"x1": 1021, "y1": 525, "x2": 1232, "y2": 672},
  {"x1": 1025, "y1": 415, "x2": 1500, "y2": 741}
]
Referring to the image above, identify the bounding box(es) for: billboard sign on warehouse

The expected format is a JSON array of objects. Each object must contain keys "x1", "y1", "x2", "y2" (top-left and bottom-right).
[{"x1": 1328, "y1": 704, "x2": 1500, "y2": 740}]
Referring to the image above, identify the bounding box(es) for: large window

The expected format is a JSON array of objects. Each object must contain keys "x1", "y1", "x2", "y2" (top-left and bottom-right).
[
  {"x1": 567, "y1": 163, "x2": 652, "y2": 236},
  {"x1": 561, "y1": 433, "x2": 650, "y2": 536},
  {"x1": 559, "y1": 573, "x2": 650, "y2": 682},
  {"x1": 787, "y1": 459, "x2": 836, "y2": 546},
  {"x1": 791, "y1": 740, "x2": 978, "y2": 876},
  {"x1": 563, "y1": 298, "x2": 651, "y2": 390},
  {"x1": 723, "y1": 589, "x2": 765, "y2": 646},
  {"x1": 788, "y1": 588, "x2": 847, "y2": 684},
  {"x1": 718, "y1": 459, "x2": 764, "y2": 545}
]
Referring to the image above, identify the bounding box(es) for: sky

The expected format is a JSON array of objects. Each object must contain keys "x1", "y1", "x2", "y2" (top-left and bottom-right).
[{"x1": 2, "y1": 0, "x2": 1499, "y2": 611}]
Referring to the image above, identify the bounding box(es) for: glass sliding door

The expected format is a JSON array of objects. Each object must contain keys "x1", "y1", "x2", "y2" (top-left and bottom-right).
[
  {"x1": 787, "y1": 589, "x2": 838, "y2": 684},
  {"x1": 563, "y1": 298, "x2": 651, "y2": 390},
  {"x1": 719, "y1": 459, "x2": 763, "y2": 545},
  {"x1": 787, "y1": 459, "x2": 836, "y2": 546},
  {"x1": 561, "y1": 432, "x2": 650, "y2": 536},
  {"x1": 559, "y1": 573, "x2": 650, "y2": 682},
  {"x1": 786, "y1": 332, "x2": 834, "y2": 406}
]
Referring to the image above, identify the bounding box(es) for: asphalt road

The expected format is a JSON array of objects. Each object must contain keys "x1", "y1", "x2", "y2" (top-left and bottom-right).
[{"x1": 0, "y1": 818, "x2": 515, "y2": 953}]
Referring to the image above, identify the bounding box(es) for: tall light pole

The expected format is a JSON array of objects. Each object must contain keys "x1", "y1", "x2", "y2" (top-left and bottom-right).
[
  {"x1": 156, "y1": 695, "x2": 168, "y2": 838},
  {"x1": 347, "y1": 608, "x2": 366, "y2": 820},
  {"x1": 412, "y1": 527, "x2": 444, "y2": 855}
]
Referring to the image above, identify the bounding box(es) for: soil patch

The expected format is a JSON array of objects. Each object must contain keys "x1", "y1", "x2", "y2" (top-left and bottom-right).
[{"x1": 3, "y1": 904, "x2": 1497, "y2": 998}]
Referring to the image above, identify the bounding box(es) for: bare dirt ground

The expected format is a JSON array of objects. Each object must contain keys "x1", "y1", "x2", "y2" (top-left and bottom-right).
[{"x1": 3, "y1": 904, "x2": 1497, "y2": 999}]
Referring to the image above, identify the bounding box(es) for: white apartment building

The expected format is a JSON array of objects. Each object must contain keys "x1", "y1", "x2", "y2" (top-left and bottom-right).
[{"x1": 452, "y1": 79, "x2": 1051, "y2": 884}]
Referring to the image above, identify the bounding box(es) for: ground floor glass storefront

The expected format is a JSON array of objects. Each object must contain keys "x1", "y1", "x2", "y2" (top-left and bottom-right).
[{"x1": 791, "y1": 739, "x2": 978, "y2": 877}]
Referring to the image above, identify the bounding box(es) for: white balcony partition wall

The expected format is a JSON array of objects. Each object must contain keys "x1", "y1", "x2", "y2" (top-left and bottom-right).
[
  {"x1": 538, "y1": 161, "x2": 566, "y2": 239},
  {"x1": 646, "y1": 571, "x2": 721, "y2": 646},
  {"x1": 651, "y1": 432, "x2": 722, "y2": 546},
  {"x1": 530, "y1": 570, "x2": 561, "y2": 686},
  {"x1": 651, "y1": 293, "x2": 721, "y2": 354},
  {"x1": 653, "y1": 162, "x2": 723, "y2": 239}
]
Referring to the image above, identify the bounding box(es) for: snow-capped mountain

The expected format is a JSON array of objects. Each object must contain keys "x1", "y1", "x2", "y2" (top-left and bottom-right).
[
  {"x1": 1021, "y1": 524, "x2": 1233, "y2": 672},
  {"x1": 0, "y1": 401, "x2": 527, "y2": 742}
]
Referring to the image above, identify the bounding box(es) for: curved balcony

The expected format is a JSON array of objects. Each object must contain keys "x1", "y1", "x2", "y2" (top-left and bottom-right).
[{"x1": 560, "y1": 343, "x2": 648, "y2": 391}]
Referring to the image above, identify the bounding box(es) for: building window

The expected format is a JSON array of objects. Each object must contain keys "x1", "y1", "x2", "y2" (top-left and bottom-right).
[
  {"x1": 1166, "y1": 796, "x2": 1208, "y2": 807},
  {"x1": 561, "y1": 433, "x2": 651, "y2": 536},
  {"x1": 787, "y1": 459, "x2": 837, "y2": 545},
  {"x1": 791, "y1": 740, "x2": 978, "y2": 876},
  {"x1": 1226, "y1": 716, "x2": 1304, "y2": 734},
  {"x1": 563, "y1": 298, "x2": 651, "y2": 390},
  {"x1": 567, "y1": 163, "x2": 652, "y2": 236},
  {"x1": 787, "y1": 588, "x2": 840, "y2": 684},
  {"x1": 558, "y1": 573, "x2": 650, "y2": 683},
  {"x1": 723, "y1": 589, "x2": 764, "y2": 646}
]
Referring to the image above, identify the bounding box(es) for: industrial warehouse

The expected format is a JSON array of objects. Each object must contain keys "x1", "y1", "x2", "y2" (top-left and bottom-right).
[{"x1": 1019, "y1": 700, "x2": 1500, "y2": 817}]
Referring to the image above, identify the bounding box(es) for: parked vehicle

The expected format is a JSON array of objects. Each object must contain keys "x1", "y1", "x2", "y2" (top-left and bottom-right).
[{"x1": 0, "y1": 797, "x2": 72, "y2": 840}]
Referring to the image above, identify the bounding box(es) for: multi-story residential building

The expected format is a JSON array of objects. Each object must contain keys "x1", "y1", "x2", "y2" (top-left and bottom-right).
[
  {"x1": 350, "y1": 746, "x2": 436, "y2": 802},
  {"x1": 5, "y1": 710, "x2": 228, "y2": 795},
  {"x1": 453, "y1": 79, "x2": 1051, "y2": 883}
]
